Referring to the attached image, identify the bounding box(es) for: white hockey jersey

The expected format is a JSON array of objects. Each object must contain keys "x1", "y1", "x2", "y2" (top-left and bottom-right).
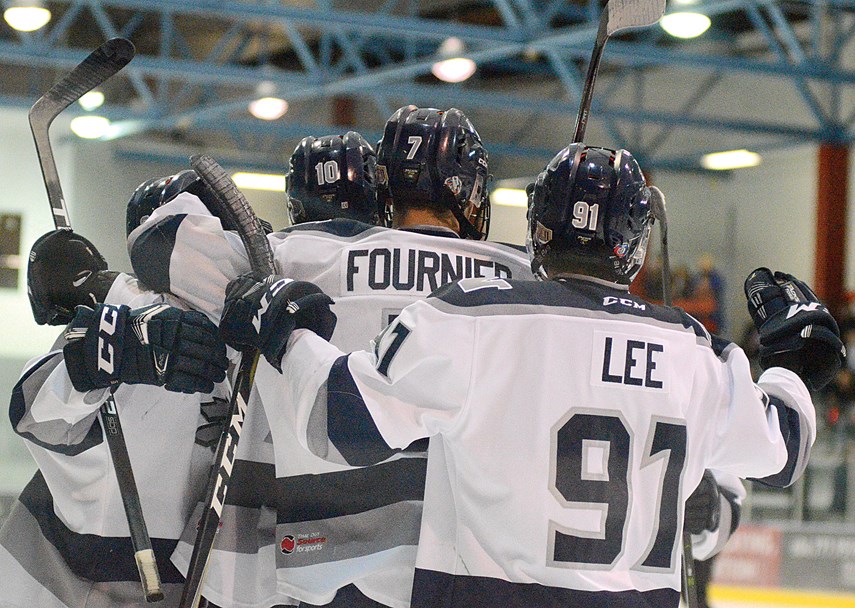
[
  {"x1": 273, "y1": 276, "x2": 816, "y2": 608},
  {"x1": 127, "y1": 194, "x2": 534, "y2": 607},
  {"x1": 0, "y1": 274, "x2": 231, "y2": 608}
]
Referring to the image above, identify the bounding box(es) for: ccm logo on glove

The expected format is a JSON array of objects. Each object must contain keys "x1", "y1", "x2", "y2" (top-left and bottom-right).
[{"x1": 97, "y1": 305, "x2": 120, "y2": 373}]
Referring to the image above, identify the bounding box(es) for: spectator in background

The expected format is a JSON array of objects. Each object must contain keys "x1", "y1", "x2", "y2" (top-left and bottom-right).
[{"x1": 817, "y1": 315, "x2": 855, "y2": 516}]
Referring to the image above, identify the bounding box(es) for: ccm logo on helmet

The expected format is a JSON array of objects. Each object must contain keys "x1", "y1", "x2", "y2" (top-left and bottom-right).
[{"x1": 97, "y1": 306, "x2": 119, "y2": 373}]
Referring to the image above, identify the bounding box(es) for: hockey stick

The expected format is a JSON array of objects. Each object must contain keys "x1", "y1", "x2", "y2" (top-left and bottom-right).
[
  {"x1": 571, "y1": 0, "x2": 666, "y2": 143},
  {"x1": 29, "y1": 38, "x2": 164, "y2": 603},
  {"x1": 178, "y1": 155, "x2": 275, "y2": 608},
  {"x1": 29, "y1": 37, "x2": 135, "y2": 230},
  {"x1": 649, "y1": 186, "x2": 699, "y2": 608}
]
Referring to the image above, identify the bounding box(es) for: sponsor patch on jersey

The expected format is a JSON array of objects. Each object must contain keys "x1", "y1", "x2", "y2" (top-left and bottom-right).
[{"x1": 280, "y1": 532, "x2": 327, "y2": 555}]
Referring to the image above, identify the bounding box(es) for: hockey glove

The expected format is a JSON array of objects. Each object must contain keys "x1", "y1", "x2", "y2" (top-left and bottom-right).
[
  {"x1": 745, "y1": 267, "x2": 845, "y2": 390},
  {"x1": 63, "y1": 303, "x2": 228, "y2": 394},
  {"x1": 685, "y1": 470, "x2": 721, "y2": 535},
  {"x1": 220, "y1": 272, "x2": 336, "y2": 370}
]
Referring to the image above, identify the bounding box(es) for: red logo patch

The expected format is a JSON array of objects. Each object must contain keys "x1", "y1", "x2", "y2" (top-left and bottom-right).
[{"x1": 280, "y1": 535, "x2": 296, "y2": 554}]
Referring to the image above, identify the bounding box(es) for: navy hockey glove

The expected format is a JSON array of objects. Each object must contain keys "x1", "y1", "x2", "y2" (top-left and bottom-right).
[
  {"x1": 685, "y1": 470, "x2": 721, "y2": 535},
  {"x1": 745, "y1": 267, "x2": 845, "y2": 390},
  {"x1": 63, "y1": 303, "x2": 228, "y2": 394},
  {"x1": 220, "y1": 272, "x2": 336, "y2": 370}
]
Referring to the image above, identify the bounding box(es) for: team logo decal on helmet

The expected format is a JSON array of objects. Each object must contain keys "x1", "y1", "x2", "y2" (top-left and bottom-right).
[{"x1": 445, "y1": 176, "x2": 463, "y2": 196}]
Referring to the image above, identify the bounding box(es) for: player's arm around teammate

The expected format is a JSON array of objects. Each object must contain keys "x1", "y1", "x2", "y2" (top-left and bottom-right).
[{"x1": 0, "y1": 228, "x2": 229, "y2": 608}]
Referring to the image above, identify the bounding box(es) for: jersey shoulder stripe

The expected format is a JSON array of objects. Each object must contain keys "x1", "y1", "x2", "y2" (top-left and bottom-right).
[
  {"x1": 428, "y1": 278, "x2": 727, "y2": 351},
  {"x1": 278, "y1": 218, "x2": 384, "y2": 240}
]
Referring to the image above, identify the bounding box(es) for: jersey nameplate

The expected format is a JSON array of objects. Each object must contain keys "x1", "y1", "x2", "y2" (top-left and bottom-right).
[
  {"x1": 343, "y1": 246, "x2": 513, "y2": 295},
  {"x1": 592, "y1": 331, "x2": 668, "y2": 392}
]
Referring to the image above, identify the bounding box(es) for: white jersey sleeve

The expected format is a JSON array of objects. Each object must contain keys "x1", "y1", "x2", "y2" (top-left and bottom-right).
[
  {"x1": 690, "y1": 471, "x2": 746, "y2": 561},
  {"x1": 128, "y1": 193, "x2": 250, "y2": 323}
]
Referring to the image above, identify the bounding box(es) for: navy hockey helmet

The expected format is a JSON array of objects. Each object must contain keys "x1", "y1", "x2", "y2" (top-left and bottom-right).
[
  {"x1": 126, "y1": 169, "x2": 201, "y2": 237},
  {"x1": 28, "y1": 229, "x2": 108, "y2": 325},
  {"x1": 527, "y1": 144, "x2": 653, "y2": 284},
  {"x1": 286, "y1": 131, "x2": 378, "y2": 225},
  {"x1": 376, "y1": 105, "x2": 490, "y2": 240}
]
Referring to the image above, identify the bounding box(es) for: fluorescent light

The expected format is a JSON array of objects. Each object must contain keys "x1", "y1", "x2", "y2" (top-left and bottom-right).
[
  {"x1": 249, "y1": 97, "x2": 289, "y2": 121},
  {"x1": 660, "y1": 13, "x2": 711, "y2": 39},
  {"x1": 432, "y1": 37, "x2": 476, "y2": 83},
  {"x1": 232, "y1": 172, "x2": 286, "y2": 192},
  {"x1": 491, "y1": 188, "x2": 528, "y2": 208},
  {"x1": 4, "y1": 5, "x2": 50, "y2": 31},
  {"x1": 70, "y1": 115, "x2": 111, "y2": 139},
  {"x1": 700, "y1": 149, "x2": 762, "y2": 171},
  {"x1": 78, "y1": 90, "x2": 105, "y2": 111}
]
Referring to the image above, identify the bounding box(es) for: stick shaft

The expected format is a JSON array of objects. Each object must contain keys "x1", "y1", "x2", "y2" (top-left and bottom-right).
[{"x1": 572, "y1": 11, "x2": 610, "y2": 144}]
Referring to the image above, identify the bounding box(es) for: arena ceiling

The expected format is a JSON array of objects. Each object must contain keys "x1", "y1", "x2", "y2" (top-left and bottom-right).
[{"x1": 1, "y1": 0, "x2": 855, "y2": 176}]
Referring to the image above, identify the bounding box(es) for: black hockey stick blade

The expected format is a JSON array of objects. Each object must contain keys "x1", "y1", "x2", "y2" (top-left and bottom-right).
[
  {"x1": 572, "y1": 0, "x2": 665, "y2": 143},
  {"x1": 189, "y1": 154, "x2": 275, "y2": 274},
  {"x1": 179, "y1": 155, "x2": 274, "y2": 608},
  {"x1": 29, "y1": 37, "x2": 135, "y2": 229},
  {"x1": 100, "y1": 390, "x2": 164, "y2": 602}
]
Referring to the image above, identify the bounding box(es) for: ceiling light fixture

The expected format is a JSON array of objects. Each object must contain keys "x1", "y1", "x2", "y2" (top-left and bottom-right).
[
  {"x1": 432, "y1": 37, "x2": 476, "y2": 83},
  {"x1": 491, "y1": 188, "x2": 529, "y2": 208},
  {"x1": 70, "y1": 116, "x2": 111, "y2": 139},
  {"x1": 232, "y1": 172, "x2": 286, "y2": 192},
  {"x1": 4, "y1": 1, "x2": 51, "y2": 32},
  {"x1": 660, "y1": 12, "x2": 711, "y2": 39},
  {"x1": 78, "y1": 90, "x2": 105, "y2": 111},
  {"x1": 249, "y1": 97, "x2": 289, "y2": 121},
  {"x1": 700, "y1": 149, "x2": 762, "y2": 171}
]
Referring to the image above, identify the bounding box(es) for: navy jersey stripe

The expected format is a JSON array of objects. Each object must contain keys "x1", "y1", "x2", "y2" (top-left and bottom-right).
[
  {"x1": 328, "y1": 354, "x2": 403, "y2": 466},
  {"x1": 749, "y1": 395, "x2": 801, "y2": 488},
  {"x1": 279, "y1": 218, "x2": 381, "y2": 239},
  {"x1": 224, "y1": 457, "x2": 426, "y2": 523},
  {"x1": 129, "y1": 213, "x2": 184, "y2": 293},
  {"x1": 18, "y1": 471, "x2": 183, "y2": 583},
  {"x1": 10, "y1": 353, "x2": 103, "y2": 456},
  {"x1": 412, "y1": 568, "x2": 679, "y2": 608}
]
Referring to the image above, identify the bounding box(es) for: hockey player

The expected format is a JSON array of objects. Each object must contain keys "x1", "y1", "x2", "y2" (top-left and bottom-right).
[
  {"x1": 0, "y1": 222, "x2": 231, "y2": 607},
  {"x1": 286, "y1": 132, "x2": 378, "y2": 225},
  {"x1": 218, "y1": 143, "x2": 838, "y2": 608},
  {"x1": 125, "y1": 106, "x2": 530, "y2": 608}
]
